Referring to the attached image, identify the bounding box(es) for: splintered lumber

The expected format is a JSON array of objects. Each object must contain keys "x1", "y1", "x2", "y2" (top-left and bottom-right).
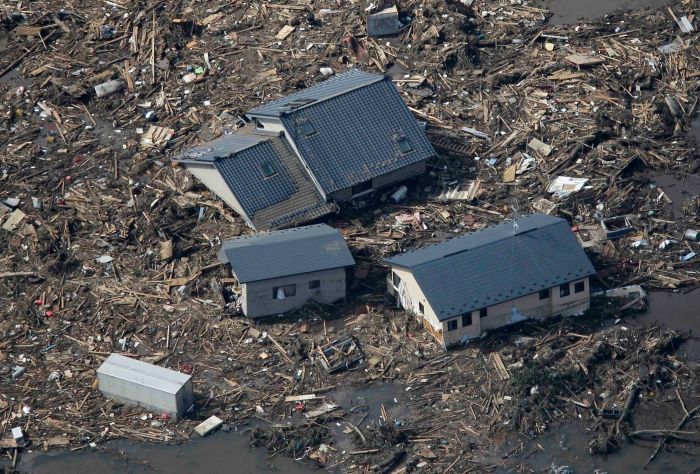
[{"x1": 488, "y1": 353, "x2": 510, "y2": 381}]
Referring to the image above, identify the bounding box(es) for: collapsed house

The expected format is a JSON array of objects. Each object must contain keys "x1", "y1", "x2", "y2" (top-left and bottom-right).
[
  {"x1": 218, "y1": 224, "x2": 355, "y2": 318},
  {"x1": 174, "y1": 69, "x2": 435, "y2": 230},
  {"x1": 385, "y1": 213, "x2": 596, "y2": 349}
]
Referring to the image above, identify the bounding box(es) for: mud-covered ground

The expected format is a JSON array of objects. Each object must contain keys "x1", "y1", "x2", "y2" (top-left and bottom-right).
[{"x1": 1, "y1": 0, "x2": 700, "y2": 472}]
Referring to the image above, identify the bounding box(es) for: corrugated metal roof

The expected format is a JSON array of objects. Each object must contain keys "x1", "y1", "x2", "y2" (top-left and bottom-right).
[
  {"x1": 97, "y1": 354, "x2": 190, "y2": 395},
  {"x1": 246, "y1": 69, "x2": 385, "y2": 118},
  {"x1": 218, "y1": 224, "x2": 355, "y2": 283},
  {"x1": 385, "y1": 214, "x2": 596, "y2": 321},
  {"x1": 277, "y1": 72, "x2": 435, "y2": 194},
  {"x1": 174, "y1": 133, "x2": 265, "y2": 162}
]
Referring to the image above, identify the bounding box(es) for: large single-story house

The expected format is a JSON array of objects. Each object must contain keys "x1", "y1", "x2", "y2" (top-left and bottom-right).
[
  {"x1": 218, "y1": 224, "x2": 355, "y2": 318},
  {"x1": 175, "y1": 69, "x2": 435, "y2": 230},
  {"x1": 384, "y1": 213, "x2": 596, "y2": 349}
]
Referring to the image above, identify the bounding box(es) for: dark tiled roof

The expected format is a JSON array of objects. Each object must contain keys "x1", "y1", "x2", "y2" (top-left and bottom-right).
[
  {"x1": 248, "y1": 69, "x2": 436, "y2": 194},
  {"x1": 214, "y1": 138, "x2": 298, "y2": 216},
  {"x1": 246, "y1": 69, "x2": 385, "y2": 118},
  {"x1": 385, "y1": 214, "x2": 596, "y2": 321},
  {"x1": 218, "y1": 224, "x2": 355, "y2": 283}
]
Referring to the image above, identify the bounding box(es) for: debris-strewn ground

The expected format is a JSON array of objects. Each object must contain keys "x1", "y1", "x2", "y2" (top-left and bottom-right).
[{"x1": 1, "y1": 0, "x2": 699, "y2": 472}]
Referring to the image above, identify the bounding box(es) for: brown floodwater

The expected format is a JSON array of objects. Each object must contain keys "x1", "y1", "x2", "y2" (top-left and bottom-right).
[{"x1": 540, "y1": 0, "x2": 669, "y2": 24}]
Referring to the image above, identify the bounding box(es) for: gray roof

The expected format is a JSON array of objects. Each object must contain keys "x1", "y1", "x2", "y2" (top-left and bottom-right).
[
  {"x1": 218, "y1": 224, "x2": 355, "y2": 283},
  {"x1": 214, "y1": 136, "x2": 298, "y2": 216},
  {"x1": 246, "y1": 69, "x2": 385, "y2": 118},
  {"x1": 97, "y1": 354, "x2": 190, "y2": 395},
  {"x1": 175, "y1": 133, "x2": 265, "y2": 162},
  {"x1": 248, "y1": 69, "x2": 436, "y2": 194},
  {"x1": 174, "y1": 129, "x2": 334, "y2": 231},
  {"x1": 385, "y1": 214, "x2": 596, "y2": 321}
]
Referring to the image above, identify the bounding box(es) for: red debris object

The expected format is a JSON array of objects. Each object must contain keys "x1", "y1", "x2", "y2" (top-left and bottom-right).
[
  {"x1": 72, "y1": 156, "x2": 82, "y2": 164},
  {"x1": 45, "y1": 310, "x2": 54, "y2": 317},
  {"x1": 180, "y1": 363, "x2": 194, "y2": 374},
  {"x1": 65, "y1": 175, "x2": 73, "y2": 183},
  {"x1": 294, "y1": 401, "x2": 305, "y2": 412},
  {"x1": 161, "y1": 413, "x2": 170, "y2": 421},
  {"x1": 340, "y1": 34, "x2": 366, "y2": 60},
  {"x1": 34, "y1": 299, "x2": 44, "y2": 306}
]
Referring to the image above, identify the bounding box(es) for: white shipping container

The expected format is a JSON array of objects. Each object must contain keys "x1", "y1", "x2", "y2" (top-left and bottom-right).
[{"x1": 97, "y1": 354, "x2": 193, "y2": 418}]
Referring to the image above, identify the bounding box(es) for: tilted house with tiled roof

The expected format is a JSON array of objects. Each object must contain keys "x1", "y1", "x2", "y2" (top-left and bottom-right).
[
  {"x1": 174, "y1": 69, "x2": 435, "y2": 230},
  {"x1": 218, "y1": 224, "x2": 355, "y2": 318},
  {"x1": 384, "y1": 214, "x2": 597, "y2": 349}
]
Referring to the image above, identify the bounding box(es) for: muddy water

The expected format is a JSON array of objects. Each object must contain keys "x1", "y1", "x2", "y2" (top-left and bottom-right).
[
  {"x1": 540, "y1": 0, "x2": 669, "y2": 24},
  {"x1": 11, "y1": 430, "x2": 310, "y2": 474},
  {"x1": 637, "y1": 289, "x2": 700, "y2": 360},
  {"x1": 506, "y1": 420, "x2": 698, "y2": 472}
]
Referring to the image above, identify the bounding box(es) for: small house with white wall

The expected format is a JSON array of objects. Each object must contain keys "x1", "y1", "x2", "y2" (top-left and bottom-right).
[
  {"x1": 174, "y1": 69, "x2": 435, "y2": 231},
  {"x1": 218, "y1": 224, "x2": 355, "y2": 318},
  {"x1": 384, "y1": 214, "x2": 596, "y2": 349}
]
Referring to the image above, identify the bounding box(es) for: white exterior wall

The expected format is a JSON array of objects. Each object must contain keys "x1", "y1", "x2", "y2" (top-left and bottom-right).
[
  {"x1": 241, "y1": 267, "x2": 347, "y2": 318},
  {"x1": 185, "y1": 163, "x2": 253, "y2": 227}
]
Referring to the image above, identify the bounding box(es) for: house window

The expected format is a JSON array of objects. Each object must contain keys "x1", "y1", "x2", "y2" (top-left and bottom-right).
[
  {"x1": 351, "y1": 180, "x2": 372, "y2": 195},
  {"x1": 397, "y1": 137, "x2": 412, "y2": 153},
  {"x1": 418, "y1": 302, "x2": 424, "y2": 314},
  {"x1": 299, "y1": 121, "x2": 316, "y2": 137},
  {"x1": 392, "y1": 271, "x2": 401, "y2": 287},
  {"x1": 462, "y1": 313, "x2": 472, "y2": 326},
  {"x1": 309, "y1": 280, "x2": 320, "y2": 289},
  {"x1": 479, "y1": 308, "x2": 488, "y2": 318},
  {"x1": 447, "y1": 319, "x2": 458, "y2": 331},
  {"x1": 574, "y1": 281, "x2": 585, "y2": 294},
  {"x1": 260, "y1": 162, "x2": 277, "y2": 178},
  {"x1": 273, "y1": 284, "x2": 296, "y2": 299},
  {"x1": 539, "y1": 288, "x2": 550, "y2": 300},
  {"x1": 560, "y1": 283, "x2": 570, "y2": 298}
]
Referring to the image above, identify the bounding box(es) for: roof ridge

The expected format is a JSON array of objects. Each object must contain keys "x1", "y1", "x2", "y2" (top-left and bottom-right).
[
  {"x1": 246, "y1": 69, "x2": 386, "y2": 117},
  {"x1": 404, "y1": 216, "x2": 561, "y2": 268}
]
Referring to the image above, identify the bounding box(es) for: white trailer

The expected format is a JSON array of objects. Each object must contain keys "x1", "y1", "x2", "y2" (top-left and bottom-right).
[{"x1": 97, "y1": 354, "x2": 193, "y2": 418}]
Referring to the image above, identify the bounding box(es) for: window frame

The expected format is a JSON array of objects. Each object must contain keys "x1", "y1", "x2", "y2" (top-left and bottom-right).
[
  {"x1": 260, "y1": 162, "x2": 277, "y2": 178},
  {"x1": 462, "y1": 313, "x2": 472, "y2": 327},
  {"x1": 273, "y1": 284, "x2": 296, "y2": 299},
  {"x1": 447, "y1": 319, "x2": 458, "y2": 331},
  {"x1": 299, "y1": 121, "x2": 316, "y2": 137},
  {"x1": 479, "y1": 307, "x2": 488, "y2": 318},
  {"x1": 539, "y1": 288, "x2": 550, "y2": 300},
  {"x1": 397, "y1": 137, "x2": 412, "y2": 153},
  {"x1": 309, "y1": 280, "x2": 320, "y2": 290},
  {"x1": 560, "y1": 283, "x2": 571, "y2": 298},
  {"x1": 574, "y1": 281, "x2": 585, "y2": 294}
]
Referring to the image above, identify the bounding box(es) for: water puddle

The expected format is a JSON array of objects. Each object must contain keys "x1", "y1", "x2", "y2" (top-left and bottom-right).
[
  {"x1": 10, "y1": 430, "x2": 310, "y2": 474},
  {"x1": 539, "y1": 0, "x2": 669, "y2": 24}
]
